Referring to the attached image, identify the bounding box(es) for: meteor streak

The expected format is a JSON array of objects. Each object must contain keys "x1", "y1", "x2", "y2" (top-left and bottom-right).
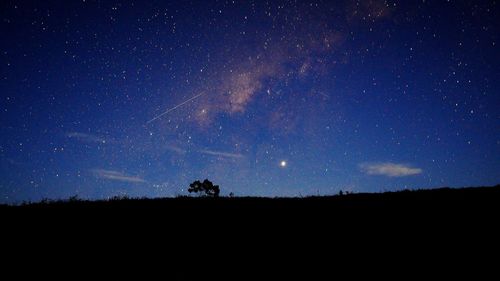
[{"x1": 147, "y1": 93, "x2": 204, "y2": 124}]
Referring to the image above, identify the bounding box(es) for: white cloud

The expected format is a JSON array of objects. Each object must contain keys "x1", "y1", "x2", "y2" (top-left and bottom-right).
[
  {"x1": 92, "y1": 169, "x2": 146, "y2": 183},
  {"x1": 199, "y1": 149, "x2": 244, "y2": 159},
  {"x1": 67, "y1": 132, "x2": 110, "y2": 144},
  {"x1": 359, "y1": 162, "x2": 422, "y2": 177}
]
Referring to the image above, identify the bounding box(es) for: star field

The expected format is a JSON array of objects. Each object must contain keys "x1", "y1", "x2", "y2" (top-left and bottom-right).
[{"x1": 0, "y1": 0, "x2": 498, "y2": 203}]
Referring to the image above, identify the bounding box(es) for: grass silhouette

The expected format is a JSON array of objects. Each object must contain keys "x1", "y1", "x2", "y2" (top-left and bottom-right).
[
  {"x1": 2, "y1": 185, "x2": 498, "y2": 279},
  {"x1": 2, "y1": 185, "x2": 498, "y2": 216}
]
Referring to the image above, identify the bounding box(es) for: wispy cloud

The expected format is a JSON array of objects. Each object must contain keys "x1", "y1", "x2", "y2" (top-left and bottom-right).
[
  {"x1": 92, "y1": 169, "x2": 146, "y2": 183},
  {"x1": 199, "y1": 149, "x2": 244, "y2": 159},
  {"x1": 359, "y1": 162, "x2": 422, "y2": 177},
  {"x1": 67, "y1": 132, "x2": 111, "y2": 144},
  {"x1": 164, "y1": 144, "x2": 187, "y2": 154}
]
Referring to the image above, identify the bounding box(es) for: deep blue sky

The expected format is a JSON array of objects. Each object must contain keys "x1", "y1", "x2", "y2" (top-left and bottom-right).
[{"x1": 1, "y1": 0, "x2": 498, "y2": 203}]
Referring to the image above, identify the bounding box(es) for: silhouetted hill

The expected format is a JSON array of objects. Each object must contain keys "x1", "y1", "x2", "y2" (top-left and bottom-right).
[
  {"x1": 3, "y1": 184, "x2": 499, "y2": 208},
  {"x1": 2, "y1": 185, "x2": 499, "y2": 226},
  {"x1": 2, "y1": 185, "x2": 498, "y2": 279}
]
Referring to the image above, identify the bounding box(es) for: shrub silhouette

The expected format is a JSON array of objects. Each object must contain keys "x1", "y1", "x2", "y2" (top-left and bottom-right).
[{"x1": 188, "y1": 179, "x2": 220, "y2": 197}]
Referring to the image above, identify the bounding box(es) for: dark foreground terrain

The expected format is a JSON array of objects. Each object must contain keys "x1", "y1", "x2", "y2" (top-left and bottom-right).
[
  {"x1": 2, "y1": 185, "x2": 499, "y2": 278},
  {"x1": 3, "y1": 185, "x2": 500, "y2": 228},
  {"x1": 3, "y1": 184, "x2": 499, "y2": 214},
  {"x1": 3, "y1": 185, "x2": 499, "y2": 241}
]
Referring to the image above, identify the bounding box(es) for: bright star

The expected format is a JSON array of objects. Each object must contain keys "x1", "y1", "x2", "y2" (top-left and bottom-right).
[{"x1": 280, "y1": 160, "x2": 287, "y2": 168}]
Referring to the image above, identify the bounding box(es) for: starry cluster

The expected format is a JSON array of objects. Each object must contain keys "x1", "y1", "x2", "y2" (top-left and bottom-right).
[{"x1": 0, "y1": 0, "x2": 498, "y2": 203}]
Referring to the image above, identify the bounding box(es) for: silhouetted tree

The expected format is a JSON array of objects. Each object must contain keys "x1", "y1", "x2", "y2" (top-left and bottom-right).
[
  {"x1": 188, "y1": 180, "x2": 204, "y2": 194},
  {"x1": 188, "y1": 179, "x2": 220, "y2": 197}
]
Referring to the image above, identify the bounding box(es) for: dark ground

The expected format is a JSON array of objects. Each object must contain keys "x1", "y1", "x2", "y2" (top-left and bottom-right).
[
  {"x1": 3, "y1": 184, "x2": 499, "y2": 219},
  {"x1": 2, "y1": 185, "x2": 499, "y2": 278}
]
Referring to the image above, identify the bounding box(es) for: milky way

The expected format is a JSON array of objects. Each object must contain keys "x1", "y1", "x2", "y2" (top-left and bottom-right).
[{"x1": 0, "y1": 0, "x2": 498, "y2": 203}]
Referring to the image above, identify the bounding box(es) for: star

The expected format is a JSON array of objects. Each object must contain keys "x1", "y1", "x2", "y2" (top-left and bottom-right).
[{"x1": 0, "y1": 0, "x2": 496, "y2": 203}]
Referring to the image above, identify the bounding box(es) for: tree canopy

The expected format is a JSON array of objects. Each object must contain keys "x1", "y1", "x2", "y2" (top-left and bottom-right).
[{"x1": 188, "y1": 179, "x2": 220, "y2": 197}]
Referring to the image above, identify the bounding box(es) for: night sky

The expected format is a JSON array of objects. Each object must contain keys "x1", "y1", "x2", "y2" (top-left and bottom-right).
[{"x1": 1, "y1": 0, "x2": 498, "y2": 203}]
